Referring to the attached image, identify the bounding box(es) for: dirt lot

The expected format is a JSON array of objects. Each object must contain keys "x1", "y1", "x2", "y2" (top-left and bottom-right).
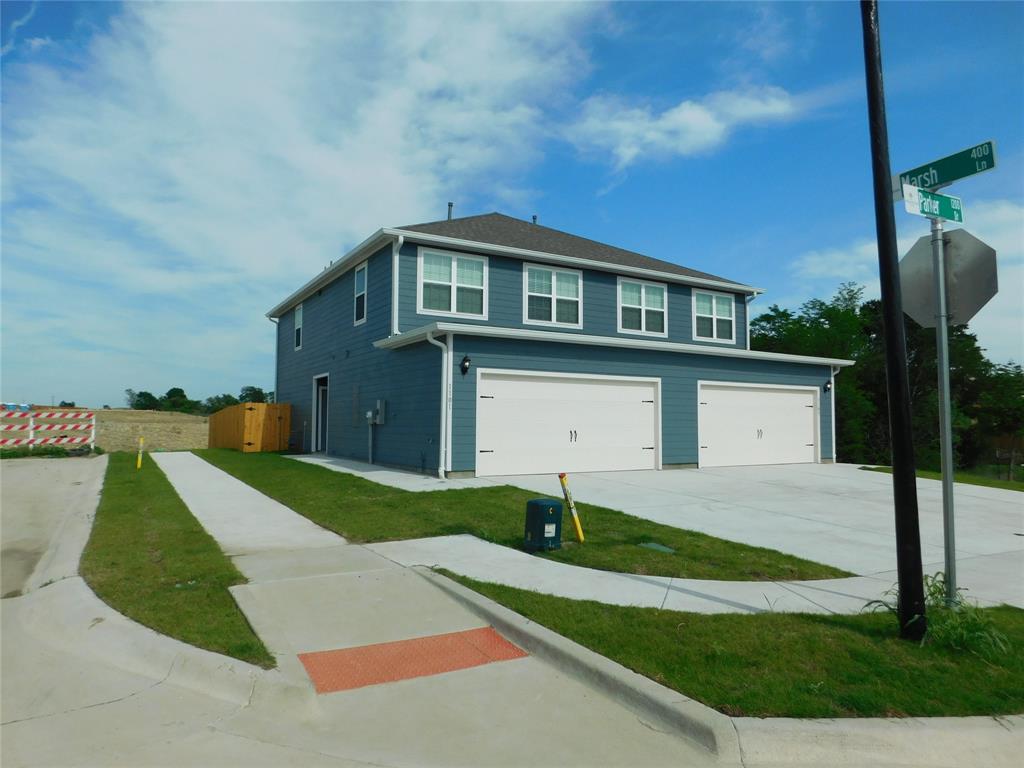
[{"x1": 95, "y1": 410, "x2": 208, "y2": 452}]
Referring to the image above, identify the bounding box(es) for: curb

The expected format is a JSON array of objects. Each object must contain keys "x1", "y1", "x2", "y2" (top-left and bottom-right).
[
  {"x1": 14, "y1": 576, "x2": 289, "y2": 708},
  {"x1": 413, "y1": 566, "x2": 742, "y2": 763},
  {"x1": 417, "y1": 567, "x2": 1024, "y2": 768}
]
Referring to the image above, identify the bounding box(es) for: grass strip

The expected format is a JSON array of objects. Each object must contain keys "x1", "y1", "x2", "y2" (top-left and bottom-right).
[
  {"x1": 196, "y1": 449, "x2": 848, "y2": 581},
  {"x1": 1, "y1": 446, "x2": 70, "y2": 459},
  {"x1": 445, "y1": 572, "x2": 1024, "y2": 718},
  {"x1": 81, "y1": 453, "x2": 274, "y2": 667},
  {"x1": 861, "y1": 465, "x2": 1023, "y2": 492}
]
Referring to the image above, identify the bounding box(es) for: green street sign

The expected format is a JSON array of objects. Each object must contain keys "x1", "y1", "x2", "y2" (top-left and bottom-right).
[
  {"x1": 902, "y1": 184, "x2": 964, "y2": 223},
  {"x1": 893, "y1": 141, "x2": 996, "y2": 199}
]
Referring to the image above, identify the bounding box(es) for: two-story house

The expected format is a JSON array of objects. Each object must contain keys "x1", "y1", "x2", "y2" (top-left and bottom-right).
[{"x1": 268, "y1": 212, "x2": 853, "y2": 477}]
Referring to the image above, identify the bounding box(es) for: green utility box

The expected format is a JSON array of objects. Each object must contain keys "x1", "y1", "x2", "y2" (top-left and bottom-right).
[{"x1": 524, "y1": 498, "x2": 562, "y2": 552}]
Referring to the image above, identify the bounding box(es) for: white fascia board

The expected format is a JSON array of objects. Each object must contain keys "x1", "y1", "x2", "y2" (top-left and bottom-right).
[
  {"x1": 383, "y1": 228, "x2": 764, "y2": 296},
  {"x1": 267, "y1": 229, "x2": 391, "y2": 318},
  {"x1": 374, "y1": 322, "x2": 855, "y2": 368}
]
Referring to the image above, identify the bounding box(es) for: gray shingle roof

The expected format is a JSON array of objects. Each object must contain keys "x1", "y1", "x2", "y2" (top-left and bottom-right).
[{"x1": 396, "y1": 212, "x2": 747, "y2": 287}]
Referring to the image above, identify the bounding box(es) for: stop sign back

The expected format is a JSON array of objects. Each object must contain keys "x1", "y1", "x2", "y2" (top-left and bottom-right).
[{"x1": 898, "y1": 228, "x2": 998, "y2": 328}]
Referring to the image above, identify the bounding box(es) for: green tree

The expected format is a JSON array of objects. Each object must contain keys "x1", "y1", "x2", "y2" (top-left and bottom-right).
[
  {"x1": 130, "y1": 391, "x2": 160, "y2": 410},
  {"x1": 159, "y1": 387, "x2": 201, "y2": 414},
  {"x1": 203, "y1": 393, "x2": 239, "y2": 414},
  {"x1": 751, "y1": 282, "x2": 998, "y2": 470},
  {"x1": 239, "y1": 386, "x2": 266, "y2": 403}
]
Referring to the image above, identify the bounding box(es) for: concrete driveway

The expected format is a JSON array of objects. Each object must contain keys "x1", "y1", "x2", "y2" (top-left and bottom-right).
[{"x1": 489, "y1": 463, "x2": 1024, "y2": 608}]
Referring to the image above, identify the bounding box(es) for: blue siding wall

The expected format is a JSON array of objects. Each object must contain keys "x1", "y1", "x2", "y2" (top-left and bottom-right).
[
  {"x1": 448, "y1": 336, "x2": 833, "y2": 472},
  {"x1": 275, "y1": 245, "x2": 442, "y2": 472},
  {"x1": 397, "y1": 243, "x2": 747, "y2": 348}
]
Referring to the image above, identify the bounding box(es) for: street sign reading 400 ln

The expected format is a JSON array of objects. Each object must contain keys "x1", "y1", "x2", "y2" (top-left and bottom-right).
[{"x1": 892, "y1": 140, "x2": 997, "y2": 200}]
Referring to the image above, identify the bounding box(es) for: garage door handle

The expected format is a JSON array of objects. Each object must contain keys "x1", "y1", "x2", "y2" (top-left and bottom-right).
[
  {"x1": 479, "y1": 395, "x2": 494, "y2": 399},
  {"x1": 642, "y1": 446, "x2": 655, "y2": 450},
  {"x1": 642, "y1": 399, "x2": 654, "y2": 404},
  {"x1": 479, "y1": 449, "x2": 494, "y2": 453}
]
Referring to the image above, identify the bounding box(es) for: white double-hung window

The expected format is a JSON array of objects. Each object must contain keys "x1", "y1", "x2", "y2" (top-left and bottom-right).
[
  {"x1": 523, "y1": 264, "x2": 582, "y2": 328},
  {"x1": 618, "y1": 278, "x2": 667, "y2": 337},
  {"x1": 294, "y1": 303, "x2": 303, "y2": 350},
  {"x1": 693, "y1": 290, "x2": 735, "y2": 343},
  {"x1": 418, "y1": 248, "x2": 487, "y2": 318}
]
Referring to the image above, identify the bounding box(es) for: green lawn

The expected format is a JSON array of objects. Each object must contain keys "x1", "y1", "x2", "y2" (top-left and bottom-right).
[
  {"x1": 861, "y1": 465, "x2": 1024, "y2": 492},
  {"x1": 448, "y1": 573, "x2": 1024, "y2": 718},
  {"x1": 81, "y1": 453, "x2": 274, "y2": 667},
  {"x1": 196, "y1": 449, "x2": 848, "y2": 582}
]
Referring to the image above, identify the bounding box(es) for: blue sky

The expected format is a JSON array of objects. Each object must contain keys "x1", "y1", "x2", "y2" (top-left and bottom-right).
[{"x1": 2, "y1": 1, "x2": 1022, "y2": 407}]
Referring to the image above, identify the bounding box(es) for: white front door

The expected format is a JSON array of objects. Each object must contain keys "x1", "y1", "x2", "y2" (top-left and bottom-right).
[
  {"x1": 698, "y1": 383, "x2": 818, "y2": 467},
  {"x1": 475, "y1": 370, "x2": 659, "y2": 477}
]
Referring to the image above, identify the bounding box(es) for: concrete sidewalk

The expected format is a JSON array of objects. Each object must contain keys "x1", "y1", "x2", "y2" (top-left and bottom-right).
[
  {"x1": 367, "y1": 534, "x2": 895, "y2": 614},
  {"x1": 150, "y1": 451, "x2": 715, "y2": 767},
  {"x1": 152, "y1": 452, "x2": 341, "y2": 556},
  {"x1": 296, "y1": 455, "x2": 1024, "y2": 608}
]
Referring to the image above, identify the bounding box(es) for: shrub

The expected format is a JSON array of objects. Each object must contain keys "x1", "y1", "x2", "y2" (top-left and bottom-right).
[{"x1": 867, "y1": 572, "x2": 1010, "y2": 660}]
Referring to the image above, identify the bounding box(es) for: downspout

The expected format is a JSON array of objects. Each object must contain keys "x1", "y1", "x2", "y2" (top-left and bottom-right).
[
  {"x1": 425, "y1": 331, "x2": 448, "y2": 478},
  {"x1": 268, "y1": 317, "x2": 279, "y2": 401},
  {"x1": 391, "y1": 235, "x2": 404, "y2": 336},
  {"x1": 830, "y1": 365, "x2": 840, "y2": 462},
  {"x1": 744, "y1": 293, "x2": 756, "y2": 350}
]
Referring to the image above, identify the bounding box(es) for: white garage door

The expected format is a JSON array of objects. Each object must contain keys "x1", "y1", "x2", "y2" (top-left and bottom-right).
[
  {"x1": 698, "y1": 383, "x2": 818, "y2": 468},
  {"x1": 475, "y1": 371, "x2": 659, "y2": 477}
]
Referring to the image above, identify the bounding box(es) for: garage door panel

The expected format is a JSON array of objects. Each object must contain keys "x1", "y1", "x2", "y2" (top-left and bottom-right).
[
  {"x1": 700, "y1": 384, "x2": 817, "y2": 468},
  {"x1": 476, "y1": 372, "x2": 658, "y2": 477}
]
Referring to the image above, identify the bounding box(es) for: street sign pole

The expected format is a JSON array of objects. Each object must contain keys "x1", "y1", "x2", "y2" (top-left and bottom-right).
[{"x1": 930, "y1": 217, "x2": 957, "y2": 604}]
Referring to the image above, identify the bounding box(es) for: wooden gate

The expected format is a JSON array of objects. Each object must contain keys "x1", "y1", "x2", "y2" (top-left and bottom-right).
[{"x1": 208, "y1": 403, "x2": 291, "y2": 452}]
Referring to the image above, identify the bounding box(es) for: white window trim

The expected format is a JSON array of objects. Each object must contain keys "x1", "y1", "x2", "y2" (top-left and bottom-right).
[
  {"x1": 416, "y1": 246, "x2": 489, "y2": 320},
  {"x1": 616, "y1": 277, "x2": 668, "y2": 338},
  {"x1": 294, "y1": 302, "x2": 303, "y2": 350},
  {"x1": 692, "y1": 289, "x2": 737, "y2": 345},
  {"x1": 353, "y1": 262, "x2": 368, "y2": 326},
  {"x1": 521, "y1": 263, "x2": 584, "y2": 329}
]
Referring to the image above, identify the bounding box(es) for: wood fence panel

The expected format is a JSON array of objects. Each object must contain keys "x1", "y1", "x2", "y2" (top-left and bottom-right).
[{"x1": 208, "y1": 403, "x2": 291, "y2": 452}]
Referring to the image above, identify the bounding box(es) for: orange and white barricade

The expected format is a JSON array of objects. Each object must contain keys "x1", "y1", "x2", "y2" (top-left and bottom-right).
[{"x1": 0, "y1": 410, "x2": 96, "y2": 450}]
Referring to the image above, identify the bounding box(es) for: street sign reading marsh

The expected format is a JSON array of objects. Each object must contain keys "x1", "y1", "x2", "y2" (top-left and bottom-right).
[{"x1": 892, "y1": 140, "x2": 996, "y2": 200}]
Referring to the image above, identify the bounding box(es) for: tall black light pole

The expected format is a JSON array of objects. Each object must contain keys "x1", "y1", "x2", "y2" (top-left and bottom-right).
[{"x1": 859, "y1": 0, "x2": 927, "y2": 640}]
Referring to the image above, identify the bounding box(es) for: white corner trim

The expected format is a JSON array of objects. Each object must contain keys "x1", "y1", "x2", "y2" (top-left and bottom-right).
[
  {"x1": 391, "y1": 234, "x2": 404, "y2": 335},
  {"x1": 374, "y1": 322, "x2": 856, "y2": 368}
]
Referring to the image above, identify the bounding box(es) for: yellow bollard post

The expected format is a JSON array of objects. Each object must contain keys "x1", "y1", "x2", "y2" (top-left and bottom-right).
[
  {"x1": 558, "y1": 472, "x2": 585, "y2": 543},
  {"x1": 136, "y1": 436, "x2": 144, "y2": 470}
]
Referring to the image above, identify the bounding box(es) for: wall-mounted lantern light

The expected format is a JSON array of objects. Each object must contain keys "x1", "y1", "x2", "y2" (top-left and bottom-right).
[
  {"x1": 460, "y1": 356, "x2": 472, "y2": 376},
  {"x1": 824, "y1": 380, "x2": 832, "y2": 393}
]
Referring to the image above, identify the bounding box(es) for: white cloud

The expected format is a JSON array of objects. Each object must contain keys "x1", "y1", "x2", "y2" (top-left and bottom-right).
[
  {"x1": 0, "y1": 1, "x2": 37, "y2": 56},
  {"x1": 785, "y1": 199, "x2": 1024, "y2": 363},
  {"x1": 0, "y1": 2, "x2": 599, "y2": 405},
  {"x1": 735, "y1": 4, "x2": 792, "y2": 65},
  {"x1": 567, "y1": 85, "x2": 798, "y2": 171}
]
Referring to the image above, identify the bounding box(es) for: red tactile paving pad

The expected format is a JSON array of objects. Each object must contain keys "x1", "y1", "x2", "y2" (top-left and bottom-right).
[{"x1": 298, "y1": 627, "x2": 528, "y2": 694}]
